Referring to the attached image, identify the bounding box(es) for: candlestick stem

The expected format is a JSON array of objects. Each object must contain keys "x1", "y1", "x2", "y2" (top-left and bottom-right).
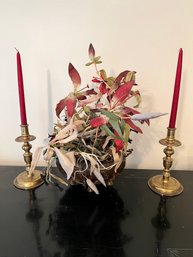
[
  {"x1": 148, "y1": 128, "x2": 183, "y2": 196},
  {"x1": 14, "y1": 125, "x2": 44, "y2": 190}
]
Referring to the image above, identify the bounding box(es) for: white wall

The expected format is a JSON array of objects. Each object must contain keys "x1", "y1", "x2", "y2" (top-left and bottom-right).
[{"x1": 0, "y1": 0, "x2": 193, "y2": 170}]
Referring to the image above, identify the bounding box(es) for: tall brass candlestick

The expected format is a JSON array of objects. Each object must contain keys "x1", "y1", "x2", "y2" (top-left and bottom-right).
[
  {"x1": 14, "y1": 124, "x2": 44, "y2": 190},
  {"x1": 148, "y1": 128, "x2": 183, "y2": 196}
]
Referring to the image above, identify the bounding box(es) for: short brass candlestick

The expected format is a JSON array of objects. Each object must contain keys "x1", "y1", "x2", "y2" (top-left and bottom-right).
[
  {"x1": 148, "y1": 127, "x2": 183, "y2": 196},
  {"x1": 14, "y1": 124, "x2": 44, "y2": 190}
]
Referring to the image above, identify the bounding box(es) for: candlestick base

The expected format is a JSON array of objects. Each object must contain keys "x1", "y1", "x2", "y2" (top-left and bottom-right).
[
  {"x1": 148, "y1": 175, "x2": 183, "y2": 197},
  {"x1": 14, "y1": 124, "x2": 44, "y2": 190},
  {"x1": 14, "y1": 170, "x2": 44, "y2": 190}
]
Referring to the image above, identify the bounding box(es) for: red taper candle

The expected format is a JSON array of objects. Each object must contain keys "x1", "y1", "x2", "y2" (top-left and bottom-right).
[
  {"x1": 16, "y1": 50, "x2": 27, "y2": 125},
  {"x1": 169, "y1": 48, "x2": 183, "y2": 128}
]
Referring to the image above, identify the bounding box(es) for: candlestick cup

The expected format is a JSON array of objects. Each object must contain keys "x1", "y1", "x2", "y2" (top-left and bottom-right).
[{"x1": 14, "y1": 125, "x2": 44, "y2": 190}]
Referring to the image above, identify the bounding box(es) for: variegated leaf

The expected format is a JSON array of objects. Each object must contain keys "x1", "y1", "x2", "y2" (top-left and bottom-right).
[
  {"x1": 93, "y1": 169, "x2": 106, "y2": 187},
  {"x1": 58, "y1": 129, "x2": 78, "y2": 144},
  {"x1": 102, "y1": 136, "x2": 114, "y2": 149},
  {"x1": 50, "y1": 123, "x2": 75, "y2": 143},
  {"x1": 131, "y1": 112, "x2": 167, "y2": 121},
  {"x1": 86, "y1": 178, "x2": 99, "y2": 194},
  {"x1": 54, "y1": 148, "x2": 75, "y2": 180},
  {"x1": 29, "y1": 147, "x2": 43, "y2": 176},
  {"x1": 44, "y1": 146, "x2": 55, "y2": 161},
  {"x1": 110, "y1": 81, "x2": 134, "y2": 108}
]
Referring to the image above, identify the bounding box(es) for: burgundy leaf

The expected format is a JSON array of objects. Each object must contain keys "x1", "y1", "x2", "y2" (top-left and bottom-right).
[
  {"x1": 85, "y1": 89, "x2": 97, "y2": 95},
  {"x1": 114, "y1": 70, "x2": 130, "y2": 86},
  {"x1": 99, "y1": 83, "x2": 108, "y2": 94},
  {"x1": 122, "y1": 106, "x2": 141, "y2": 116},
  {"x1": 122, "y1": 107, "x2": 150, "y2": 126},
  {"x1": 89, "y1": 43, "x2": 95, "y2": 60},
  {"x1": 68, "y1": 63, "x2": 81, "y2": 90},
  {"x1": 78, "y1": 94, "x2": 101, "y2": 107},
  {"x1": 77, "y1": 95, "x2": 86, "y2": 100},
  {"x1": 125, "y1": 118, "x2": 143, "y2": 134}
]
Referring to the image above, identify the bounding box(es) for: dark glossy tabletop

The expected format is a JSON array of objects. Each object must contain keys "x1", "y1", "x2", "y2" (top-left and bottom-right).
[{"x1": 0, "y1": 166, "x2": 193, "y2": 257}]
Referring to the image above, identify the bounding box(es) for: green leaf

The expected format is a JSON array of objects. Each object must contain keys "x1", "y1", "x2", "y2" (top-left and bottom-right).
[
  {"x1": 120, "y1": 119, "x2": 126, "y2": 133},
  {"x1": 83, "y1": 106, "x2": 91, "y2": 114},
  {"x1": 123, "y1": 123, "x2": 131, "y2": 145},
  {"x1": 106, "y1": 77, "x2": 115, "y2": 86},
  {"x1": 125, "y1": 71, "x2": 136, "y2": 82},
  {"x1": 85, "y1": 61, "x2": 94, "y2": 66},
  {"x1": 132, "y1": 90, "x2": 142, "y2": 108},
  {"x1": 99, "y1": 69, "x2": 107, "y2": 79},
  {"x1": 108, "y1": 119, "x2": 126, "y2": 142},
  {"x1": 100, "y1": 109, "x2": 119, "y2": 120},
  {"x1": 102, "y1": 125, "x2": 119, "y2": 139},
  {"x1": 94, "y1": 56, "x2": 101, "y2": 62}
]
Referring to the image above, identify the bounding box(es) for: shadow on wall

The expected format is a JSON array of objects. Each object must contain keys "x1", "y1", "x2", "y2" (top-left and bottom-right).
[
  {"x1": 47, "y1": 70, "x2": 54, "y2": 135},
  {"x1": 126, "y1": 93, "x2": 167, "y2": 169}
]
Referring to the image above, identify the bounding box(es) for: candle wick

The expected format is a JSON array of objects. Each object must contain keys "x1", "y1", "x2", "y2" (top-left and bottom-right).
[{"x1": 14, "y1": 47, "x2": 19, "y2": 52}]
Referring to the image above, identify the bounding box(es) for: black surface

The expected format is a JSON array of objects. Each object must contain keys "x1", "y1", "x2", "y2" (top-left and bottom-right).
[{"x1": 0, "y1": 166, "x2": 193, "y2": 257}]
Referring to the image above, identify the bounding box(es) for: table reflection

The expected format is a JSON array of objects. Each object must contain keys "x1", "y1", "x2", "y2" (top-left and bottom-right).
[
  {"x1": 46, "y1": 185, "x2": 131, "y2": 257},
  {"x1": 151, "y1": 196, "x2": 170, "y2": 257},
  {"x1": 25, "y1": 190, "x2": 44, "y2": 257}
]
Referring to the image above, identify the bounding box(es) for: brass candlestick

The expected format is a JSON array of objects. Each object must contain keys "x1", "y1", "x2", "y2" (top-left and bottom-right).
[
  {"x1": 14, "y1": 124, "x2": 44, "y2": 190},
  {"x1": 148, "y1": 127, "x2": 183, "y2": 196}
]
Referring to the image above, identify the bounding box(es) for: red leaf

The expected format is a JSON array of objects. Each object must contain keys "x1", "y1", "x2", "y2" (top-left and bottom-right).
[
  {"x1": 122, "y1": 106, "x2": 141, "y2": 116},
  {"x1": 89, "y1": 43, "x2": 95, "y2": 60},
  {"x1": 114, "y1": 131, "x2": 124, "y2": 152},
  {"x1": 125, "y1": 119, "x2": 143, "y2": 134},
  {"x1": 114, "y1": 138, "x2": 124, "y2": 152},
  {"x1": 55, "y1": 99, "x2": 66, "y2": 118},
  {"x1": 55, "y1": 94, "x2": 76, "y2": 119},
  {"x1": 99, "y1": 83, "x2": 108, "y2": 94},
  {"x1": 111, "y1": 80, "x2": 134, "y2": 108},
  {"x1": 92, "y1": 78, "x2": 100, "y2": 83},
  {"x1": 122, "y1": 107, "x2": 150, "y2": 126},
  {"x1": 90, "y1": 116, "x2": 108, "y2": 128},
  {"x1": 68, "y1": 63, "x2": 81, "y2": 89},
  {"x1": 77, "y1": 89, "x2": 97, "y2": 101},
  {"x1": 65, "y1": 94, "x2": 77, "y2": 119}
]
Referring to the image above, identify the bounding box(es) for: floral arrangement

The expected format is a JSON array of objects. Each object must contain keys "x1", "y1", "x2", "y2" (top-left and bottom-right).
[{"x1": 36, "y1": 44, "x2": 165, "y2": 194}]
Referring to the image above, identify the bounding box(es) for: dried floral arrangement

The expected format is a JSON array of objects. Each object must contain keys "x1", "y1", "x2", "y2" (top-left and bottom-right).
[{"x1": 33, "y1": 44, "x2": 165, "y2": 194}]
